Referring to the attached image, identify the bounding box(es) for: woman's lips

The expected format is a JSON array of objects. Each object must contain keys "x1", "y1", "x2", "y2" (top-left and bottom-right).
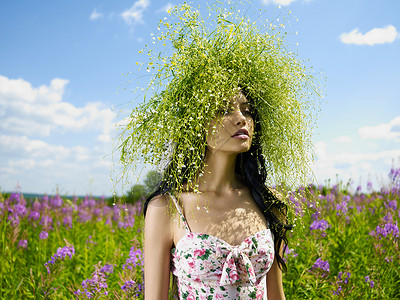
[
  {"x1": 232, "y1": 134, "x2": 249, "y2": 140},
  {"x1": 232, "y1": 128, "x2": 249, "y2": 139}
]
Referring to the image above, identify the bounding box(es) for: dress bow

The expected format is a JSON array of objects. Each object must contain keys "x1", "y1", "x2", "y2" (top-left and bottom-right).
[{"x1": 220, "y1": 246, "x2": 256, "y2": 286}]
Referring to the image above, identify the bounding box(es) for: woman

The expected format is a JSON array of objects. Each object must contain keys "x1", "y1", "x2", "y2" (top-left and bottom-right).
[
  {"x1": 144, "y1": 90, "x2": 289, "y2": 299},
  {"x1": 118, "y1": 2, "x2": 319, "y2": 299}
]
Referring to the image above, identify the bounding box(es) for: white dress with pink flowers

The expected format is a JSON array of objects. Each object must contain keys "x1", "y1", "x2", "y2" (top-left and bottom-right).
[{"x1": 170, "y1": 194, "x2": 275, "y2": 300}]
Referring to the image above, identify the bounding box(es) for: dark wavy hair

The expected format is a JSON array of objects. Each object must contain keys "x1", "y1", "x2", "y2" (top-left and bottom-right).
[{"x1": 143, "y1": 90, "x2": 291, "y2": 272}]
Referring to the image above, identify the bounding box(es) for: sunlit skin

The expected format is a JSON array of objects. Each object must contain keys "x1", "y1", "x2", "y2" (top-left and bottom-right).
[
  {"x1": 144, "y1": 92, "x2": 286, "y2": 300},
  {"x1": 206, "y1": 91, "x2": 254, "y2": 155}
]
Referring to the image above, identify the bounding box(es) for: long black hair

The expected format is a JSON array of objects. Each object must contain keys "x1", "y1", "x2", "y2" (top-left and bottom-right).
[{"x1": 143, "y1": 90, "x2": 291, "y2": 272}]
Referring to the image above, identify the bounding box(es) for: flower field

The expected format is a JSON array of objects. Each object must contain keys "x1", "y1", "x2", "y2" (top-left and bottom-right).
[{"x1": 1, "y1": 168, "x2": 399, "y2": 299}]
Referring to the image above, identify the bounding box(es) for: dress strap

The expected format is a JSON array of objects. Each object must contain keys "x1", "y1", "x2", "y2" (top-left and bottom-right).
[{"x1": 169, "y1": 194, "x2": 191, "y2": 233}]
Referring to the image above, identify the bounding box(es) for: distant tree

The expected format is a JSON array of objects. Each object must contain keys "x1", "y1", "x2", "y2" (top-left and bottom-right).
[
  {"x1": 122, "y1": 170, "x2": 162, "y2": 205},
  {"x1": 125, "y1": 184, "x2": 146, "y2": 204},
  {"x1": 144, "y1": 170, "x2": 162, "y2": 195}
]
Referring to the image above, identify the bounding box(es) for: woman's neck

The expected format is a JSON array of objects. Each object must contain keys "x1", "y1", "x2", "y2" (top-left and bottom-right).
[{"x1": 196, "y1": 149, "x2": 244, "y2": 193}]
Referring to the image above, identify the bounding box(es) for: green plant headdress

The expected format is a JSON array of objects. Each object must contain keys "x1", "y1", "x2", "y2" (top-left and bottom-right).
[{"x1": 117, "y1": 1, "x2": 322, "y2": 193}]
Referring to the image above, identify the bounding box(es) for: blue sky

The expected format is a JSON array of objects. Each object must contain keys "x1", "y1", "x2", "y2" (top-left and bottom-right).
[{"x1": 1, "y1": 0, "x2": 399, "y2": 196}]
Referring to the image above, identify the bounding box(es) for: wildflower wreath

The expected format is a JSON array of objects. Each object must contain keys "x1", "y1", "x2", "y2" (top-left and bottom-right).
[{"x1": 118, "y1": 1, "x2": 322, "y2": 193}]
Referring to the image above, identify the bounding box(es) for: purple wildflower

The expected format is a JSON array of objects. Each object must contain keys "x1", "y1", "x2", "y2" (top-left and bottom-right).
[
  {"x1": 39, "y1": 231, "x2": 49, "y2": 240},
  {"x1": 118, "y1": 220, "x2": 125, "y2": 228},
  {"x1": 389, "y1": 167, "x2": 400, "y2": 186},
  {"x1": 44, "y1": 245, "x2": 75, "y2": 273},
  {"x1": 18, "y1": 239, "x2": 28, "y2": 249},
  {"x1": 371, "y1": 222, "x2": 399, "y2": 239},
  {"x1": 7, "y1": 214, "x2": 19, "y2": 227},
  {"x1": 122, "y1": 247, "x2": 144, "y2": 270},
  {"x1": 14, "y1": 203, "x2": 27, "y2": 216},
  {"x1": 33, "y1": 199, "x2": 41, "y2": 211},
  {"x1": 121, "y1": 280, "x2": 143, "y2": 298},
  {"x1": 336, "y1": 201, "x2": 348, "y2": 216},
  {"x1": 310, "y1": 219, "x2": 330, "y2": 231},
  {"x1": 387, "y1": 200, "x2": 397, "y2": 211},
  {"x1": 121, "y1": 280, "x2": 136, "y2": 290},
  {"x1": 332, "y1": 271, "x2": 351, "y2": 295},
  {"x1": 51, "y1": 194, "x2": 63, "y2": 208},
  {"x1": 63, "y1": 215, "x2": 73, "y2": 228},
  {"x1": 365, "y1": 276, "x2": 375, "y2": 289},
  {"x1": 75, "y1": 262, "x2": 109, "y2": 298},
  {"x1": 78, "y1": 210, "x2": 92, "y2": 223},
  {"x1": 332, "y1": 286, "x2": 342, "y2": 296},
  {"x1": 344, "y1": 272, "x2": 351, "y2": 284},
  {"x1": 312, "y1": 258, "x2": 330, "y2": 273},
  {"x1": 356, "y1": 185, "x2": 362, "y2": 193},
  {"x1": 100, "y1": 264, "x2": 114, "y2": 275},
  {"x1": 383, "y1": 213, "x2": 393, "y2": 223},
  {"x1": 284, "y1": 246, "x2": 298, "y2": 257},
  {"x1": 29, "y1": 210, "x2": 40, "y2": 221},
  {"x1": 39, "y1": 215, "x2": 53, "y2": 229},
  {"x1": 9, "y1": 193, "x2": 21, "y2": 203}
]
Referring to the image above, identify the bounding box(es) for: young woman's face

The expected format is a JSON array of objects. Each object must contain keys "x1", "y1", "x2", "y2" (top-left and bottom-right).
[{"x1": 206, "y1": 91, "x2": 254, "y2": 154}]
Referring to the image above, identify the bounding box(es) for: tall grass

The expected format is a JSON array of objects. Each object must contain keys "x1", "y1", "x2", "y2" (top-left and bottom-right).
[
  {"x1": 1, "y1": 195, "x2": 144, "y2": 299},
  {"x1": 1, "y1": 168, "x2": 399, "y2": 299}
]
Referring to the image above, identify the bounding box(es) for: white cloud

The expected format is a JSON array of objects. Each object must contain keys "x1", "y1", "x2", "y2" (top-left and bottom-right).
[
  {"x1": 262, "y1": 0, "x2": 314, "y2": 5},
  {"x1": 0, "y1": 75, "x2": 119, "y2": 195},
  {"x1": 156, "y1": 3, "x2": 174, "y2": 13},
  {"x1": 262, "y1": 0, "x2": 297, "y2": 5},
  {"x1": 121, "y1": 0, "x2": 150, "y2": 25},
  {"x1": 0, "y1": 134, "x2": 115, "y2": 195},
  {"x1": 340, "y1": 25, "x2": 399, "y2": 46},
  {"x1": 0, "y1": 75, "x2": 115, "y2": 138},
  {"x1": 312, "y1": 141, "x2": 400, "y2": 189},
  {"x1": 333, "y1": 135, "x2": 352, "y2": 143},
  {"x1": 358, "y1": 116, "x2": 400, "y2": 141},
  {"x1": 89, "y1": 8, "x2": 104, "y2": 21}
]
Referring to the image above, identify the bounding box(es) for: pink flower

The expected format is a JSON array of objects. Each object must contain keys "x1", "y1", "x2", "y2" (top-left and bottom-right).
[
  {"x1": 193, "y1": 249, "x2": 205, "y2": 257},
  {"x1": 226, "y1": 258, "x2": 236, "y2": 269},
  {"x1": 187, "y1": 294, "x2": 195, "y2": 300},
  {"x1": 248, "y1": 266, "x2": 256, "y2": 277},
  {"x1": 256, "y1": 289, "x2": 264, "y2": 300},
  {"x1": 187, "y1": 258, "x2": 196, "y2": 269},
  {"x1": 229, "y1": 270, "x2": 239, "y2": 282}
]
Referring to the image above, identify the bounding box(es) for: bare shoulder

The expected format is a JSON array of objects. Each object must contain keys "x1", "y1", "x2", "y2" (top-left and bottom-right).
[
  {"x1": 144, "y1": 194, "x2": 173, "y2": 299},
  {"x1": 146, "y1": 194, "x2": 174, "y2": 230},
  {"x1": 147, "y1": 193, "x2": 170, "y2": 208}
]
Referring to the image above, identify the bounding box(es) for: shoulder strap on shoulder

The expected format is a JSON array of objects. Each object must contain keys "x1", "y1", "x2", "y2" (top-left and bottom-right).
[{"x1": 169, "y1": 193, "x2": 191, "y2": 232}]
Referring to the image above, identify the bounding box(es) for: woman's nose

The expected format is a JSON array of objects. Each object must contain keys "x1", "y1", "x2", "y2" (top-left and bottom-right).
[{"x1": 234, "y1": 110, "x2": 246, "y2": 125}]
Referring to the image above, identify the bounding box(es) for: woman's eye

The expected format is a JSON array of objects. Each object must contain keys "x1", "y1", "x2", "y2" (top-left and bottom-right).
[
  {"x1": 218, "y1": 107, "x2": 252, "y2": 116},
  {"x1": 243, "y1": 109, "x2": 252, "y2": 115},
  {"x1": 218, "y1": 108, "x2": 234, "y2": 115}
]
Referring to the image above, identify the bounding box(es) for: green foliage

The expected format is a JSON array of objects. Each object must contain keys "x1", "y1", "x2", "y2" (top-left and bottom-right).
[
  {"x1": 0, "y1": 194, "x2": 144, "y2": 299},
  {"x1": 125, "y1": 184, "x2": 146, "y2": 205},
  {"x1": 143, "y1": 170, "x2": 162, "y2": 195},
  {"x1": 117, "y1": 1, "x2": 322, "y2": 194},
  {"x1": 1, "y1": 179, "x2": 399, "y2": 299},
  {"x1": 282, "y1": 183, "x2": 400, "y2": 299}
]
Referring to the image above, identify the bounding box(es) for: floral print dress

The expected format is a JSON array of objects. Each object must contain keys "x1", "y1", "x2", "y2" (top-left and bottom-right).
[{"x1": 170, "y1": 194, "x2": 275, "y2": 300}]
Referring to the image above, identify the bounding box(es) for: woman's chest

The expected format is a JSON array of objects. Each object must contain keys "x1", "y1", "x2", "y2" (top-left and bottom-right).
[{"x1": 172, "y1": 194, "x2": 268, "y2": 247}]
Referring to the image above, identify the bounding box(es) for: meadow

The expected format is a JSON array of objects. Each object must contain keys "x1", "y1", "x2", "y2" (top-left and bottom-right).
[{"x1": 1, "y1": 168, "x2": 399, "y2": 299}]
